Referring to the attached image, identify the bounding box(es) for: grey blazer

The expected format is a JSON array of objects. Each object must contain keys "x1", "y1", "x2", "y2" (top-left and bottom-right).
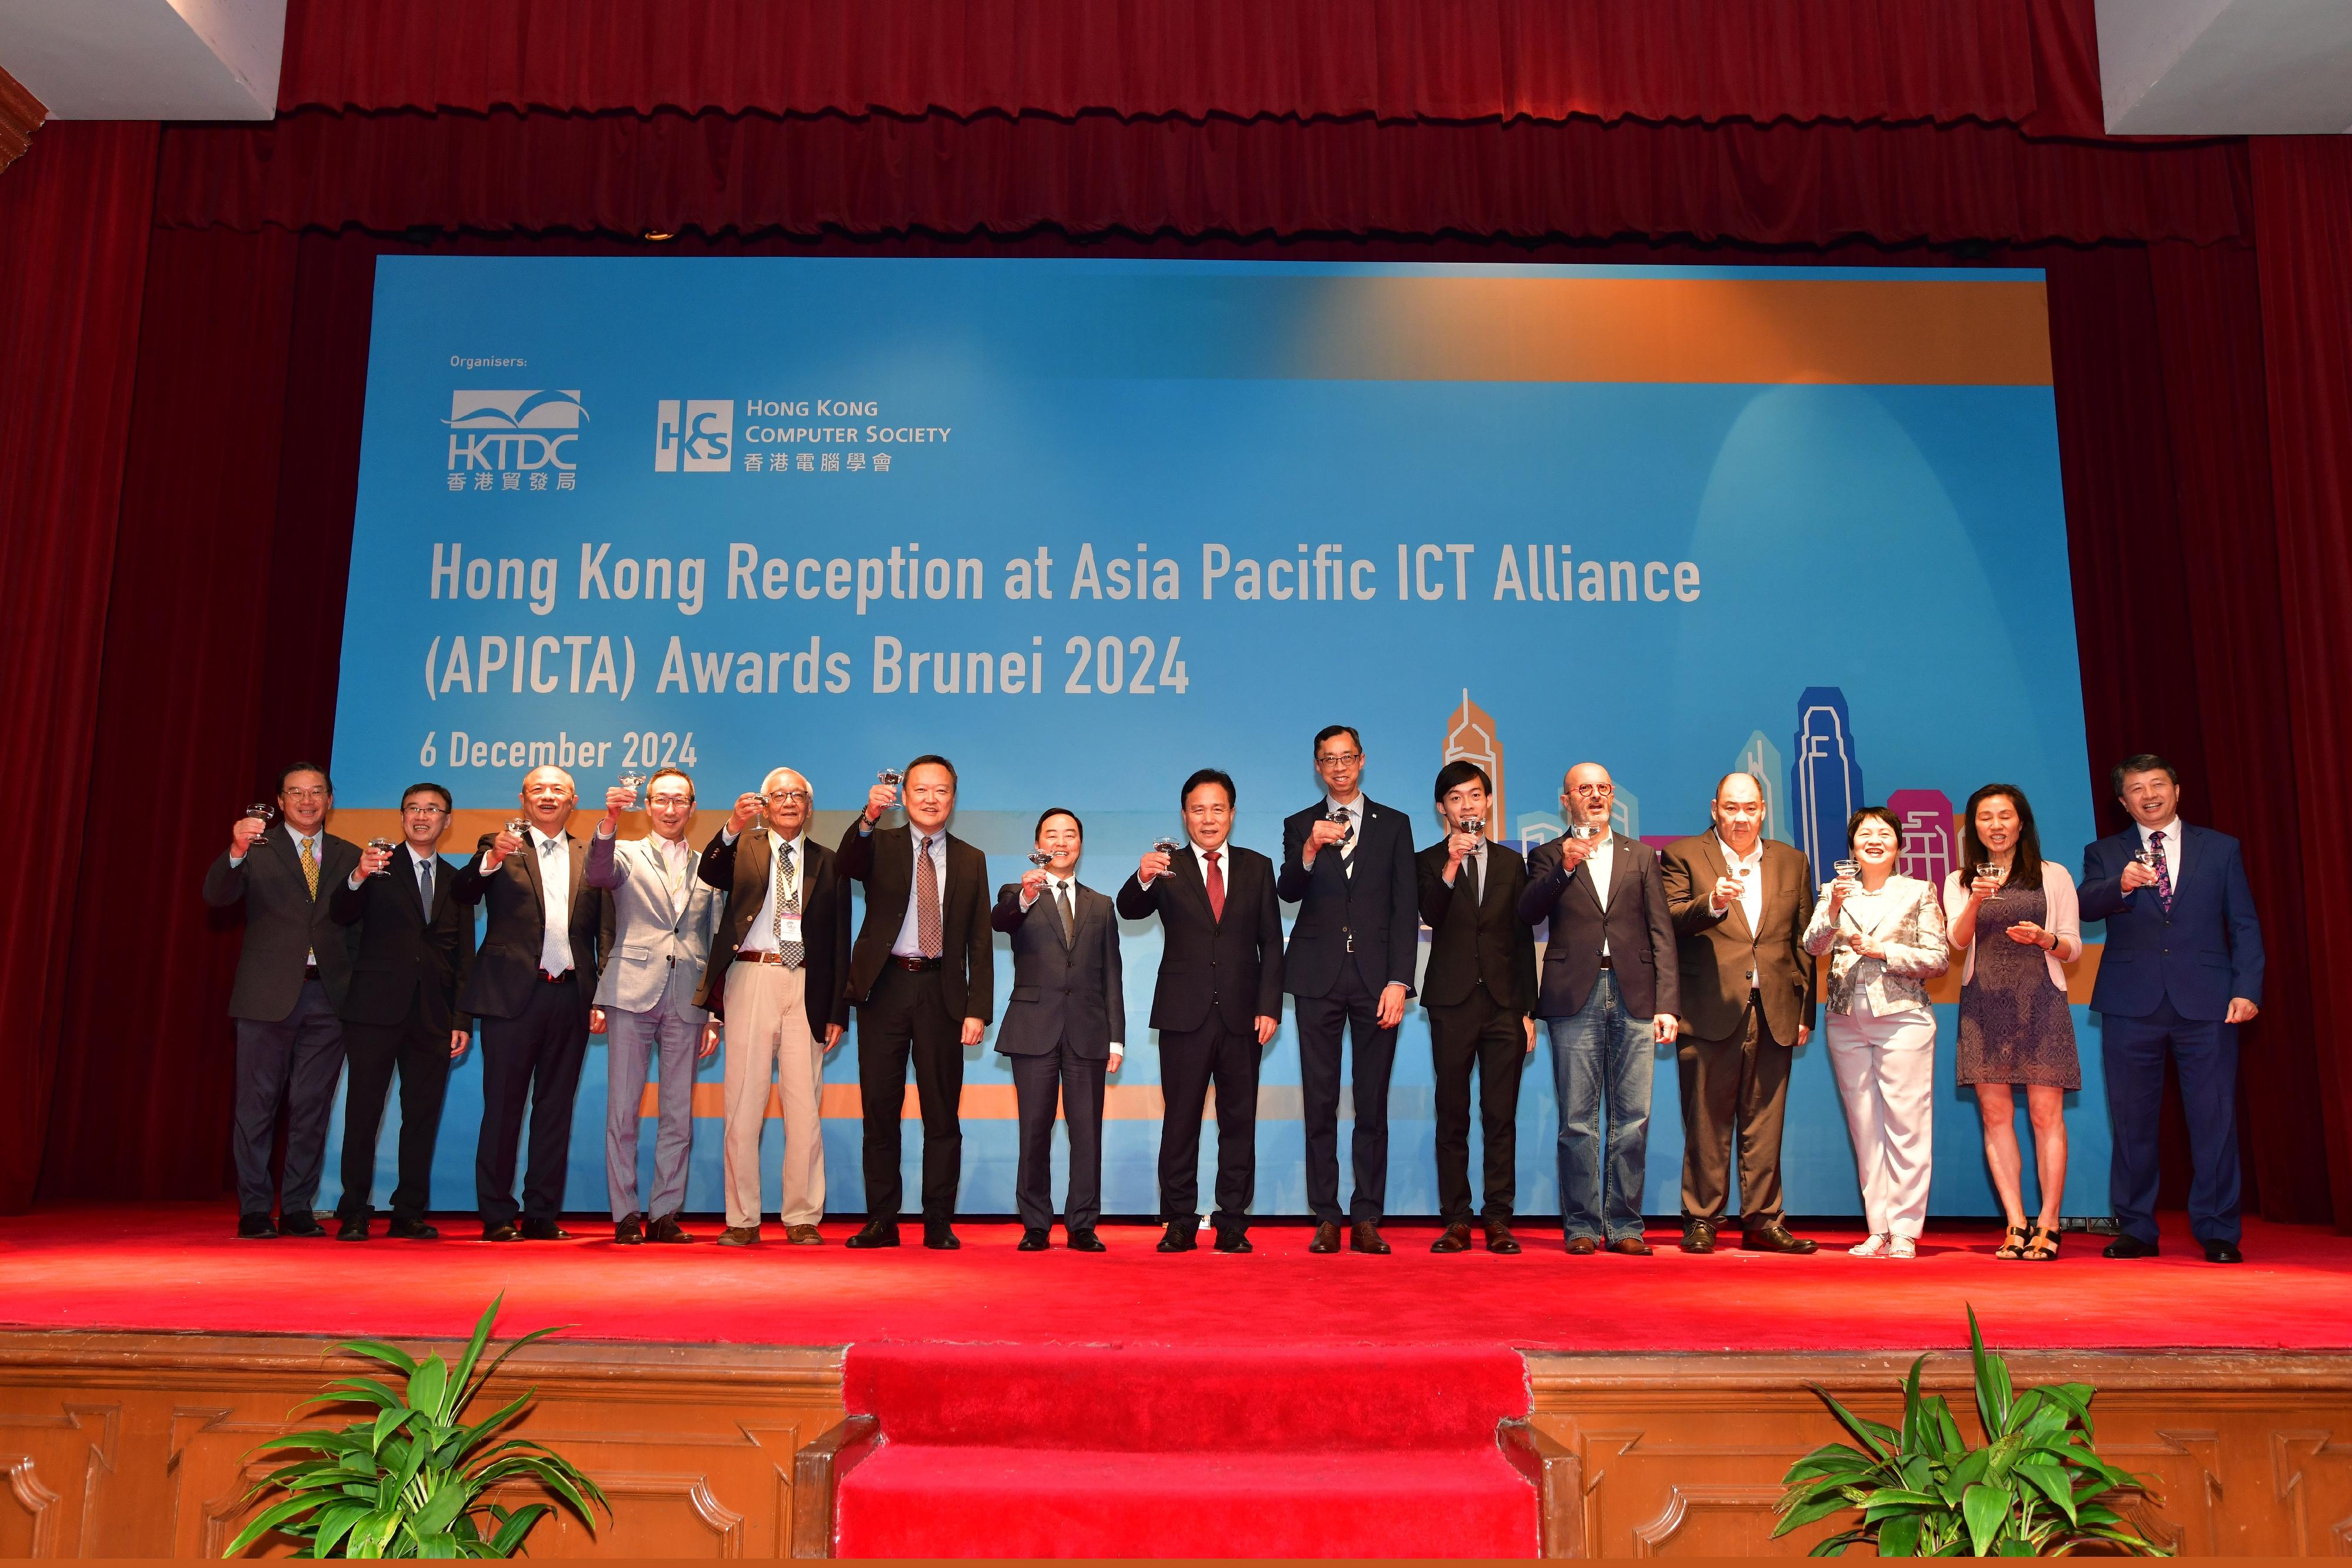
[
  {"x1": 989, "y1": 879, "x2": 1125, "y2": 1059},
  {"x1": 583, "y1": 830, "x2": 723, "y2": 1013}
]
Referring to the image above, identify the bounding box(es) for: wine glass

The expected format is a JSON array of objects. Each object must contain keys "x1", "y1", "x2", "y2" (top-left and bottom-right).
[
  {"x1": 1567, "y1": 822, "x2": 1602, "y2": 841},
  {"x1": 617, "y1": 771, "x2": 649, "y2": 810},
  {"x1": 1152, "y1": 833, "x2": 1184, "y2": 860},
  {"x1": 1461, "y1": 815, "x2": 1486, "y2": 838},
  {"x1": 1979, "y1": 861, "x2": 2008, "y2": 900},
  {"x1": 1027, "y1": 848, "x2": 1056, "y2": 871},
  {"x1": 505, "y1": 816, "x2": 530, "y2": 852},
  {"x1": 2132, "y1": 845, "x2": 2157, "y2": 870},
  {"x1": 242, "y1": 801, "x2": 276, "y2": 844},
  {"x1": 366, "y1": 836, "x2": 399, "y2": 875},
  {"x1": 877, "y1": 767, "x2": 903, "y2": 789},
  {"x1": 1325, "y1": 801, "x2": 1354, "y2": 847},
  {"x1": 1833, "y1": 857, "x2": 1860, "y2": 882}
]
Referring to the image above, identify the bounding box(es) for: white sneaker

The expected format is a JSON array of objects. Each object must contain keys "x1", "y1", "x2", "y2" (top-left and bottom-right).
[
  {"x1": 1849, "y1": 1233, "x2": 1892, "y2": 1258},
  {"x1": 1887, "y1": 1235, "x2": 1918, "y2": 1259}
]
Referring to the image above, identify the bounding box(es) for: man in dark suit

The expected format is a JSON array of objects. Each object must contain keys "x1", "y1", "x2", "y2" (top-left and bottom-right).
[
  {"x1": 325, "y1": 781, "x2": 475, "y2": 1241},
  {"x1": 697, "y1": 767, "x2": 852, "y2": 1246},
  {"x1": 2079, "y1": 754, "x2": 2266, "y2": 1264},
  {"x1": 1660, "y1": 771, "x2": 1818, "y2": 1256},
  {"x1": 1518, "y1": 763, "x2": 1680, "y2": 1257},
  {"x1": 451, "y1": 765, "x2": 612, "y2": 1241},
  {"x1": 1117, "y1": 768, "x2": 1284, "y2": 1253},
  {"x1": 991, "y1": 808, "x2": 1125, "y2": 1252},
  {"x1": 837, "y1": 754, "x2": 994, "y2": 1250},
  {"x1": 1277, "y1": 725, "x2": 1418, "y2": 1255},
  {"x1": 202, "y1": 762, "x2": 359, "y2": 1239},
  {"x1": 1416, "y1": 761, "x2": 1537, "y2": 1255}
]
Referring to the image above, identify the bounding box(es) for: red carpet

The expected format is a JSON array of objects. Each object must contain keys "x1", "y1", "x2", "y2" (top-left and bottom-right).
[{"x1": 4, "y1": 1206, "x2": 2347, "y2": 1354}]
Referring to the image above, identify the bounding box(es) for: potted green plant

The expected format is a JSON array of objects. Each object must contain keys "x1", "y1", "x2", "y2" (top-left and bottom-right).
[
  {"x1": 226, "y1": 1294, "x2": 609, "y2": 1559},
  {"x1": 1775, "y1": 1307, "x2": 2170, "y2": 1556}
]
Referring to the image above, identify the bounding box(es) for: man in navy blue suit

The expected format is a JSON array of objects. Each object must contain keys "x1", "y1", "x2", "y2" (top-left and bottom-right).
[{"x1": 2079, "y1": 754, "x2": 2264, "y2": 1263}]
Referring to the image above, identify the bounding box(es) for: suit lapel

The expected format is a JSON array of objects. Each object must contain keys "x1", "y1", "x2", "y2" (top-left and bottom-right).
[
  {"x1": 1173, "y1": 843, "x2": 1216, "y2": 925},
  {"x1": 634, "y1": 837, "x2": 682, "y2": 928},
  {"x1": 1603, "y1": 835, "x2": 1633, "y2": 910}
]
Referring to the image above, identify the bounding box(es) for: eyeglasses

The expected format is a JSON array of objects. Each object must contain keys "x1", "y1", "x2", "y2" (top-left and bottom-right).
[
  {"x1": 400, "y1": 804, "x2": 449, "y2": 816},
  {"x1": 765, "y1": 789, "x2": 811, "y2": 805},
  {"x1": 1316, "y1": 751, "x2": 1363, "y2": 767},
  {"x1": 649, "y1": 793, "x2": 694, "y2": 808},
  {"x1": 282, "y1": 787, "x2": 329, "y2": 801},
  {"x1": 1567, "y1": 785, "x2": 1615, "y2": 798}
]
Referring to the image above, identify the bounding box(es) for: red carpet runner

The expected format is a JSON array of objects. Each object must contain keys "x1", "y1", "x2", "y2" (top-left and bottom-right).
[{"x1": 833, "y1": 1341, "x2": 1538, "y2": 1558}]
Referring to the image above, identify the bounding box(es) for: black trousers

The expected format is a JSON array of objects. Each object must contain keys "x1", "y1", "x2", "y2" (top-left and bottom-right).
[
  {"x1": 1295, "y1": 965, "x2": 1398, "y2": 1222},
  {"x1": 1008, "y1": 1043, "x2": 1107, "y2": 1231},
  {"x1": 475, "y1": 975, "x2": 589, "y2": 1226},
  {"x1": 1430, "y1": 988, "x2": 1527, "y2": 1221},
  {"x1": 338, "y1": 1007, "x2": 453, "y2": 1222},
  {"x1": 231, "y1": 979, "x2": 346, "y2": 1219},
  {"x1": 857, "y1": 964, "x2": 963, "y2": 1222},
  {"x1": 1157, "y1": 1017, "x2": 1259, "y2": 1231}
]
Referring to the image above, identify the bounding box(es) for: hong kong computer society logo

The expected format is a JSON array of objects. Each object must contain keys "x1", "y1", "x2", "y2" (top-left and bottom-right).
[
  {"x1": 443, "y1": 390, "x2": 586, "y2": 486},
  {"x1": 654, "y1": 399, "x2": 733, "y2": 472}
]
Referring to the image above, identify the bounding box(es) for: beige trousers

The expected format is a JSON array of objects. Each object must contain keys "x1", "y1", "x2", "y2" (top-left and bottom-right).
[{"x1": 721, "y1": 962, "x2": 825, "y2": 1228}]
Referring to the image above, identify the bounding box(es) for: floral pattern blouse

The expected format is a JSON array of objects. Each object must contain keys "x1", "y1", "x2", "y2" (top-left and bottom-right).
[{"x1": 1800, "y1": 874, "x2": 1951, "y2": 1019}]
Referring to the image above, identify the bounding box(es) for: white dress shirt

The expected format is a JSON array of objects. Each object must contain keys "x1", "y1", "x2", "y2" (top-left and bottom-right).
[
  {"x1": 1582, "y1": 830, "x2": 1617, "y2": 957},
  {"x1": 891, "y1": 823, "x2": 950, "y2": 957},
  {"x1": 526, "y1": 827, "x2": 574, "y2": 975},
  {"x1": 2138, "y1": 818, "x2": 2182, "y2": 884},
  {"x1": 1716, "y1": 834, "x2": 1764, "y2": 934},
  {"x1": 724, "y1": 827, "x2": 806, "y2": 954}
]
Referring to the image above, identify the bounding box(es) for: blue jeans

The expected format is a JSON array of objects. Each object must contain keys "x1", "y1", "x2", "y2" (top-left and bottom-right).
[{"x1": 1549, "y1": 972, "x2": 1653, "y2": 1242}]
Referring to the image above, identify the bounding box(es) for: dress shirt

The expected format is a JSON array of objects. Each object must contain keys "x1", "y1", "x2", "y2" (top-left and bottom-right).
[
  {"x1": 528, "y1": 827, "x2": 574, "y2": 975},
  {"x1": 1581, "y1": 829, "x2": 1617, "y2": 957},
  {"x1": 1321, "y1": 794, "x2": 1362, "y2": 877},
  {"x1": 891, "y1": 823, "x2": 950, "y2": 957},
  {"x1": 1190, "y1": 840, "x2": 1232, "y2": 890},
  {"x1": 2138, "y1": 818, "x2": 2183, "y2": 883},
  {"x1": 723, "y1": 826, "x2": 807, "y2": 954},
  {"x1": 1716, "y1": 834, "x2": 1764, "y2": 945},
  {"x1": 407, "y1": 841, "x2": 439, "y2": 914}
]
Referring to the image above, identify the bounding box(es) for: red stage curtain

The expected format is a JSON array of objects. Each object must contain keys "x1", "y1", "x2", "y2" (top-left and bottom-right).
[
  {"x1": 153, "y1": 107, "x2": 2245, "y2": 245},
  {"x1": 0, "y1": 124, "x2": 159, "y2": 1215},
  {"x1": 2252, "y1": 138, "x2": 2352, "y2": 1227},
  {"x1": 275, "y1": 0, "x2": 2102, "y2": 136}
]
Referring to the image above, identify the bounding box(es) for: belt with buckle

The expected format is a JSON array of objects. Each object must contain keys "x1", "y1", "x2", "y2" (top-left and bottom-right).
[
  {"x1": 1596, "y1": 953, "x2": 1613, "y2": 970},
  {"x1": 736, "y1": 949, "x2": 799, "y2": 966},
  {"x1": 891, "y1": 955, "x2": 943, "y2": 972},
  {"x1": 539, "y1": 969, "x2": 574, "y2": 984},
  {"x1": 302, "y1": 962, "x2": 320, "y2": 980}
]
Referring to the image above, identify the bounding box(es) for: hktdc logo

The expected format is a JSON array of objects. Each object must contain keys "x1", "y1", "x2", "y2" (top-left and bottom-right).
[
  {"x1": 445, "y1": 390, "x2": 585, "y2": 472},
  {"x1": 655, "y1": 399, "x2": 733, "y2": 472}
]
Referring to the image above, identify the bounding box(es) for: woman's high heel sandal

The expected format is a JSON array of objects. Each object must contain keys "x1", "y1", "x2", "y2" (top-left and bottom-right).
[
  {"x1": 2024, "y1": 1224, "x2": 2062, "y2": 1261},
  {"x1": 1994, "y1": 1224, "x2": 2030, "y2": 1260}
]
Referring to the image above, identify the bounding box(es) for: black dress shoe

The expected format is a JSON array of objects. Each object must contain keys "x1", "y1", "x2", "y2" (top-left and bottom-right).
[
  {"x1": 1608, "y1": 1235, "x2": 1654, "y2": 1257},
  {"x1": 2203, "y1": 1239, "x2": 2243, "y2": 1264},
  {"x1": 520, "y1": 1220, "x2": 573, "y2": 1241},
  {"x1": 278, "y1": 1213, "x2": 326, "y2": 1239},
  {"x1": 335, "y1": 1215, "x2": 370, "y2": 1242},
  {"x1": 1157, "y1": 1222, "x2": 1198, "y2": 1252},
  {"x1": 845, "y1": 1221, "x2": 901, "y2": 1249},
  {"x1": 1743, "y1": 1222, "x2": 1819, "y2": 1255},
  {"x1": 236, "y1": 1212, "x2": 277, "y2": 1240},
  {"x1": 649, "y1": 1213, "x2": 694, "y2": 1244},
  {"x1": 1564, "y1": 1235, "x2": 1599, "y2": 1256},
  {"x1": 2102, "y1": 1234, "x2": 2160, "y2": 1259},
  {"x1": 1214, "y1": 1228, "x2": 1252, "y2": 1253},
  {"x1": 386, "y1": 1218, "x2": 439, "y2": 1240},
  {"x1": 1308, "y1": 1221, "x2": 1343, "y2": 1254},
  {"x1": 1018, "y1": 1227, "x2": 1051, "y2": 1251},
  {"x1": 1349, "y1": 1219, "x2": 1391, "y2": 1255},
  {"x1": 923, "y1": 1223, "x2": 961, "y2": 1251},
  {"x1": 1068, "y1": 1228, "x2": 1107, "y2": 1252},
  {"x1": 482, "y1": 1221, "x2": 523, "y2": 1242},
  {"x1": 615, "y1": 1213, "x2": 647, "y2": 1245},
  {"x1": 1484, "y1": 1219, "x2": 1522, "y2": 1256},
  {"x1": 1679, "y1": 1219, "x2": 1718, "y2": 1254},
  {"x1": 1431, "y1": 1222, "x2": 1473, "y2": 1253}
]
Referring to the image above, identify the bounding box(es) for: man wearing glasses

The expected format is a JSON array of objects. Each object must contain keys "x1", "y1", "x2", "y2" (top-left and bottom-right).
[
  {"x1": 205, "y1": 763, "x2": 360, "y2": 1239},
  {"x1": 697, "y1": 768, "x2": 851, "y2": 1245},
  {"x1": 1278, "y1": 725, "x2": 1419, "y2": 1255},
  {"x1": 586, "y1": 768, "x2": 725, "y2": 1245},
  {"x1": 326, "y1": 782, "x2": 476, "y2": 1241}
]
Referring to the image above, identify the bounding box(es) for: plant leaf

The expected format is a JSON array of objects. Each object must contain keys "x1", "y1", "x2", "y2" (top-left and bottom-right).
[
  {"x1": 1962, "y1": 1483, "x2": 2011, "y2": 1559},
  {"x1": 336, "y1": 1339, "x2": 422, "y2": 1376},
  {"x1": 1810, "y1": 1386, "x2": 1897, "y2": 1462},
  {"x1": 1878, "y1": 1513, "x2": 1923, "y2": 1557},
  {"x1": 487, "y1": 1503, "x2": 551, "y2": 1554},
  {"x1": 222, "y1": 1495, "x2": 323, "y2": 1556},
  {"x1": 407, "y1": 1356, "x2": 450, "y2": 1420}
]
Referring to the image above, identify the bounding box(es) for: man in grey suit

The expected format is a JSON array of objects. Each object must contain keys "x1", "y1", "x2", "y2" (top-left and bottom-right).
[
  {"x1": 586, "y1": 767, "x2": 724, "y2": 1245},
  {"x1": 202, "y1": 762, "x2": 358, "y2": 1239},
  {"x1": 990, "y1": 808, "x2": 1125, "y2": 1253}
]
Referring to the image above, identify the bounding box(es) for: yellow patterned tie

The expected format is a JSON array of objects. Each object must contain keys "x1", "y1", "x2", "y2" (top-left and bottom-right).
[{"x1": 299, "y1": 836, "x2": 319, "y2": 898}]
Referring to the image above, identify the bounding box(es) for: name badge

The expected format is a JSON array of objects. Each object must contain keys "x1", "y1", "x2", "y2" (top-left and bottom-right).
[{"x1": 776, "y1": 915, "x2": 803, "y2": 941}]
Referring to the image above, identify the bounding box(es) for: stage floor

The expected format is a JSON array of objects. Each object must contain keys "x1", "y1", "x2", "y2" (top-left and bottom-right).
[{"x1": 4, "y1": 1205, "x2": 2347, "y2": 1355}]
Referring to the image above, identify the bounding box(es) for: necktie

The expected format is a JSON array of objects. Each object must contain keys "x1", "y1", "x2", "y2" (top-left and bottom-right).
[
  {"x1": 417, "y1": 856, "x2": 434, "y2": 919},
  {"x1": 1055, "y1": 880, "x2": 1075, "y2": 945},
  {"x1": 299, "y1": 837, "x2": 319, "y2": 898},
  {"x1": 916, "y1": 835, "x2": 943, "y2": 957},
  {"x1": 2150, "y1": 831, "x2": 2174, "y2": 914},
  {"x1": 1461, "y1": 847, "x2": 1479, "y2": 913},
  {"x1": 774, "y1": 841, "x2": 803, "y2": 967},
  {"x1": 1205, "y1": 850, "x2": 1226, "y2": 921}
]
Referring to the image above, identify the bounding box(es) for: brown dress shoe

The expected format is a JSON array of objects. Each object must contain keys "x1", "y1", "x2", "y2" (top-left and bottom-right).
[
  {"x1": 1484, "y1": 1219, "x2": 1522, "y2": 1256},
  {"x1": 1742, "y1": 1222, "x2": 1820, "y2": 1255},
  {"x1": 716, "y1": 1225, "x2": 761, "y2": 1246},
  {"x1": 649, "y1": 1213, "x2": 695, "y2": 1244},
  {"x1": 1679, "y1": 1219, "x2": 1717, "y2": 1254},
  {"x1": 614, "y1": 1213, "x2": 647, "y2": 1245},
  {"x1": 1607, "y1": 1235, "x2": 1653, "y2": 1256},
  {"x1": 785, "y1": 1223, "x2": 824, "y2": 1245},
  {"x1": 1431, "y1": 1222, "x2": 1473, "y2": 1253},
  {"x1": 1349, "y1": 1219, "x2": 1391, "y2": 1255},
  {"x1": 1564, "y1": 1235, "x2": 1599, "y2": 1255},
  {"x1": 1308, "y1": 1221, "x2": 1343, "y2": 1253}
]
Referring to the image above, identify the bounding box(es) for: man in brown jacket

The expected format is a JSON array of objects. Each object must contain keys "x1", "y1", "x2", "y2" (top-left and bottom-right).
[{"x1": 1659, "y1": 771, "x2": 1818, "y2": 1256}]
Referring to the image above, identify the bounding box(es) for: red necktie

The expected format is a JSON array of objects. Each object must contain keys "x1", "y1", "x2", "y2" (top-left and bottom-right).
[{"x1": 1204, "y1": 850, "x2": 1226, "y2": 922}]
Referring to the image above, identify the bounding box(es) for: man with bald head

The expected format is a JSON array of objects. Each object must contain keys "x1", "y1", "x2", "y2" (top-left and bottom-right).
[
  {"x1": 697, "y1": 768, "x2": 852, "y2": 1245},
  {"x1": 454, "y1": 765, "x2": 613, "y2": 1241},
  {"x1": 1660, "y1": 772, "x2": 1818, "y2": 1256}
]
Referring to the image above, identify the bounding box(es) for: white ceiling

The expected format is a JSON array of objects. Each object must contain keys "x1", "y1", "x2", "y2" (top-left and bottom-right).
[
  {"x1": 2097, "y1": 0, "x2": 2352, "y2": 133},
  {"x1": 0, "y1": 0, "x2": 282, "y2": 119}
]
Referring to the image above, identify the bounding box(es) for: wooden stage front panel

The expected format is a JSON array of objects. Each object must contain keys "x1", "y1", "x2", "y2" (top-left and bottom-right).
[{"x1": 5, "y1": 1332, "x2": 2351, "y2": 1556}]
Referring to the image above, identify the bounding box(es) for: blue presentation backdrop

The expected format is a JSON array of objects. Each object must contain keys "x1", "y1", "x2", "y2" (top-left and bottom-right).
[{"x1": 323, "y1": 257, "x2": 2107, "y2": 1222}]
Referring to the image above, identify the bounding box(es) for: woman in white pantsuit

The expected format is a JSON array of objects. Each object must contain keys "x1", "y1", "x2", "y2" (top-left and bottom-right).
[{"x1": 1803, "y1": 807, "x2": 1951, "y2": 1258}]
